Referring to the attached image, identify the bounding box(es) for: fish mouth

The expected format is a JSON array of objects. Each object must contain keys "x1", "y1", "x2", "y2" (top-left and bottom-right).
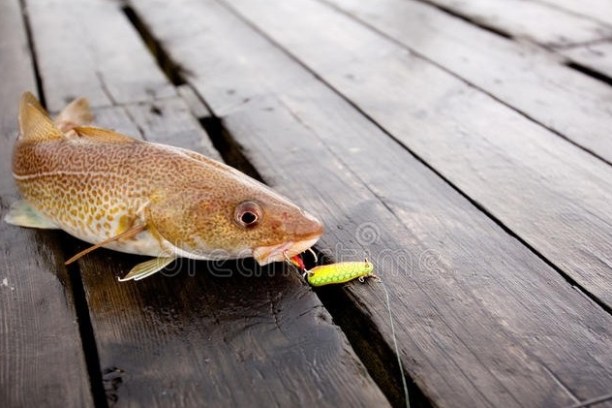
[{"x1": 253, "y1": 236, "x2": 321, "y2": 265}]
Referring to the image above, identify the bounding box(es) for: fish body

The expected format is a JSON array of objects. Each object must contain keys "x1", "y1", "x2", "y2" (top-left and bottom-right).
[{"x1": 7, "y1": 93, "x2": 323, "y2": 280}]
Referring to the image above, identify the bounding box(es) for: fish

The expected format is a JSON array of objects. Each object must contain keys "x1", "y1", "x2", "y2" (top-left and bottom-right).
[{"x1": 5, "y1": 92, "x2": 324, "y2": 281}]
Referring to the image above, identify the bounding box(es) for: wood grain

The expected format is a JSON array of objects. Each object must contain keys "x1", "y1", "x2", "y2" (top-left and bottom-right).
[
  {"x1": 562, "y1": 41, "x2": 612, "y2": 79},
  {"x1": 24, "y1": 0, "x2": 175, "y2": 112},
  {"x1": 129, "y1": 0, "x2": 612, "y2": 406},
  {"x1": 319, "y1": 0, "x2": 612, "y2": 164},
  {"x1": 420, "y1": 0, "x2": 612, "y2": 47},
  {"x1": 123, "y1": 96, "x2": 222, "y2": 161},
  {"x1": 533, "y1": 0, "x2": 612, "y2": 28},
  {"x1": 0, "y1": 0, "x2": 93, "y2": 406}
]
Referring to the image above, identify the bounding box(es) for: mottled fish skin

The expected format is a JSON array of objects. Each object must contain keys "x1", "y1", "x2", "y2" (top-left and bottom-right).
[
  {"x1": 11, "y1": 93, "x2": 324, "y2": 264},
  {"x1": 15, "y1": 139, "x2": 173, "y2": 257}
]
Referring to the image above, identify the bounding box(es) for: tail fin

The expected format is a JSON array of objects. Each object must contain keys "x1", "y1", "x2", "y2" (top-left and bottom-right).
[
  {"x1": 55, "y1": 97, "x2": 94, "y2": 132},
  {"x1": 18, "y1": 92, "x2": 64, "y2": 142}
]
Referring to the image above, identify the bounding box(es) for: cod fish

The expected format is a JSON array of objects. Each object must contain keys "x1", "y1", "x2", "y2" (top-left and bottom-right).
[{"x1": 5, "y1": 92, "x2": 323, "y2": 281}]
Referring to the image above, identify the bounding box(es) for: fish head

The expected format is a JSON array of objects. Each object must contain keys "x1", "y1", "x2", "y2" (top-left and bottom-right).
[{"x1": 147, "y1": 174, "x2": 324, "y2": 264}]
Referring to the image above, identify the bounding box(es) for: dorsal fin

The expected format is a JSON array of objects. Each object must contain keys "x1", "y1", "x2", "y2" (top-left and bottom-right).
[
  {"x1": 72, "y1": 126, "x2": 139, "y2": 143},
  {"x1": 55, "y1": 97, "x2": 94, "y2": 132},
  {"x1": 18, "y1": 92, "x2": 64, "y2": 141}
]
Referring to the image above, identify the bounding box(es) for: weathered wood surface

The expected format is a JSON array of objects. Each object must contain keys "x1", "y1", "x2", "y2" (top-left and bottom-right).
[
  {"x1": 0, "y1": 0, "x2": 93, "y2": 407},
  {"x1": 130, "y1": 0, "x2": 612, "y2": 406},
  {"x1": 25, "y1": 0, "x2": 175, "y2": 112},
  {"x1": 123, "y1": 97, "x2": 221, "y2": 162},
  {"x1": 536, "y1": 0, "x2": 612, "y2": 28},
  {"x1": 420, "y1": 0, "x2": 612, "y2": 47},
  {"x1": 5, "y1": 0, "x2": 612, "y2": 406},
  {"x1": 23, "y1": 0, "x2": 390, "y2": 406},
  {"x1": 320, "y1": 0, "x2": 612, "y2": 164},
  {"x1": 562, "y1": 41, "x2": 612, "y2": 79},
  {"x1": 225, "y1": 0, "x2": 612, "y2": 317}
]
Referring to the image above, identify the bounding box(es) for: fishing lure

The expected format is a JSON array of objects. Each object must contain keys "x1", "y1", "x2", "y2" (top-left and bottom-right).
[
  {"x1": 306, "y1": 260, "x2": 375, "y2": 286},
  {"x1": 288, "y1": 253, "x2": 375, "y2": 287}
]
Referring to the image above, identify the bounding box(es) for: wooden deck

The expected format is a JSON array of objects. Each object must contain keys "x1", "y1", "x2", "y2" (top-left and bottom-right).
[{"x1": 1, "y1": 0, "x2": 612, "y2": 407}]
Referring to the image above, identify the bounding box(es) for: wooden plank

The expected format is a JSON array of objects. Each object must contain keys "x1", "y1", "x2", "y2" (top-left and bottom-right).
[
  {"x1": 535, "y1": 0, "x2": 612, "y2": 28},
  {"x1": 562, "y1": 41, "x2": 612, "y2": 79},
  {"x1": 123, "y1": 96, "x2": 222, "y2": 161},
  {"x1": 129, "y1": 0, "x2": 612, "y2": 406},
  {"x1": 318, "y1": 0, "x2": 612, "y2": 164},
  {"x1": 225, "y1": 0, "x2": 612, "y2": 313},
  {"x1": 420, "y1": 0, "x2": 612, "y2": 47},
  {"x1": 25, "y1": 0, "x2": 175, "y2": 113},
  {"x1": 0, "y1": 0, "x2": 93, "y2": 407},
  {"x1": 73, "y1": 103, "x2": 389, "y2": 407}
]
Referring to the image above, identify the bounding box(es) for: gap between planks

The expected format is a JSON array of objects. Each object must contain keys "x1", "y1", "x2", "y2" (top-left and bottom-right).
[
  {"x1": 411, "y1": 0, "x2": 612, "y2": 85},
  {"x1": 19, "y1": 1, "x2": 110, "y2": 406},
  {"x1": 335, "y1": 0, "x2": 612, "y2": 164}
]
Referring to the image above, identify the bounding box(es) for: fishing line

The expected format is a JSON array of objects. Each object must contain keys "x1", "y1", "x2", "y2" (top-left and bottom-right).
[
  {"x1": 306, "y1": 247, "x2": 318, "y2": 263},
  {"x1": 566, "y1": 392, "x2": 612, "y2": 408},
  {"x1": 288, "y1": 252, "x2": 410, "y2": 407},
  {"x1": 380, "y1": 278, "x2": 411, "y2": 408}
]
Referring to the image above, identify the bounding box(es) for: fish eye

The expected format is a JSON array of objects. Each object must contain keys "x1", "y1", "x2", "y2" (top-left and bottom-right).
[
  {"x1": 235, "y1": 201, "x2": 261, "y2": 228},
  {"x1": 241, "y1": 211, "x2": 257, "y2": 225}
]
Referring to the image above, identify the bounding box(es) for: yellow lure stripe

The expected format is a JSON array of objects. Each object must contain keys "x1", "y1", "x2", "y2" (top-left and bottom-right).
[{"x1": 306, "y1": 260, "x2": 374, "y2": 287}]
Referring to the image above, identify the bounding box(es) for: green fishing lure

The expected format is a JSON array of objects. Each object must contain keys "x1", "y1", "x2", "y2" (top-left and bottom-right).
[{"x1": 306, "y1": 260, "x2": 375, "y2": 287}]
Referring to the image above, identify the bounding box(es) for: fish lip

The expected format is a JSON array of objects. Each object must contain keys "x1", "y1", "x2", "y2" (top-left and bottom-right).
[{"x1": 253, "y1": 235, "x2": 321, "y2": 265}]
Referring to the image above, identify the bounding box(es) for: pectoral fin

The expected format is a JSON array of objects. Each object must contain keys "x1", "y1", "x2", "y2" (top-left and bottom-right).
[
  {"x1": 64, "y1": 222, "x2": 147, "y2": 265},
  {"x1": 119, "y1": 257, "x2": 176, "y2": 282},
  {"x1": 4, "y1": 200, "x2": 59, "y2": 229}
]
